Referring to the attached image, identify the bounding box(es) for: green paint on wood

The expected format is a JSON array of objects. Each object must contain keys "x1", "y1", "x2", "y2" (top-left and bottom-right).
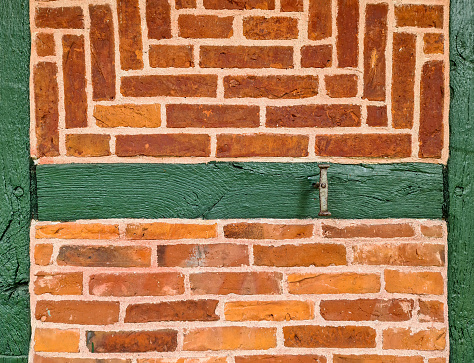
[
  {"x1": 448, "y1": 0, "x2": 474, "y2": 360},
  {"x1": 0, "y1": 0, "x2": 31, "y2": 356},
  {"x1": 36, "y1": 162, "x2": 444, "y2": 221}
]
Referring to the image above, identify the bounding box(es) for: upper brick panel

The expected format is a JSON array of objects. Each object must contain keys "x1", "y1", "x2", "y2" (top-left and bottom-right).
[{"x1": 31, "y1": 0, "x2": 449, "y2": 164}]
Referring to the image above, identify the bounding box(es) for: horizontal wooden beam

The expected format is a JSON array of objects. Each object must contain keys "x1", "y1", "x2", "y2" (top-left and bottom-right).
[{"x1": 36, "y1": 162, "x2": 444, "y2": 221}]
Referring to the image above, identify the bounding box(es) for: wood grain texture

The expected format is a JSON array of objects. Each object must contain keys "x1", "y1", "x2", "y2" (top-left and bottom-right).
[
  {"x1": 36, "y1": 163, "x2": 443, "y2": 221},
  {"x1": 0, "y1": 0, "x2": 31, "y2": 357},
  {"x1": 448, "y1": 0, "x2": 474, "y2": 359}
]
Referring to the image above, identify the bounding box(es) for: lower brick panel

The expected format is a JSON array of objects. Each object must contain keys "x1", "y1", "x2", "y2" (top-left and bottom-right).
[{"x1": 30, "y1": 219, "x2": 448, "y2": 362}]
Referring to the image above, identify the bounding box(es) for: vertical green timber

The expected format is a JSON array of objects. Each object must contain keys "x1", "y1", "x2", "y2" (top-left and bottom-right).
[
  {"x1": 449, "y1": 0, "x2": 474, "y2": 360},
  {"x1": 0, "y1": 0, "x2": 31, "y2": 359}
]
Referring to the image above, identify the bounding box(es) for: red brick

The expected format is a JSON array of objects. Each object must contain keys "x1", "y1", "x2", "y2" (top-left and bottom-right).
[
  {"x1": 34, "y1": 62, "x2": 59, "y2": 157},
  {"x1": 333, "y1": 355, "x2": 423, "y2": 363},
  {"x1": 157, "y1": 244, "x2": 249, "y2": 267},
  {"x1": 116, "y1": 134, "x2": 211, "y2": 157},
  {"x1": 36, "y1": 223, "x2": 119, "y2": 239},
  {"x1": 254, "y1": 243, "x2": 346, "y2": 267},
  {"x1": 301, "y1": 45, "x2": 332, "y2": 68},
  {"x1": 36, "y1": 300, "x2": 119, "y2": 324},
  {"x1": 190, "y1": 272, "x2": 282, "y2": 295},
  {"x1": 395, "y1": 5, "x2": 444, "y2": 28},
  {"x1": 267, "y1": 105, "x2": 361, "y2": 128},
  {"x1": 176, "y1": 0, "x2": 196, "y2": 8},
  {"x1": 383, "y1": 328, "x2": 446, "y2": 350},
  {"x1": 367, "y1": 106, "x2": 388, "y2": 127},
  {"x1": 34, "y1": 272, "x2": 83, "y2": 295},
  {"x1": 322, "y1": 223, "x2": 415, "y2": 238},
  {"x1": 308, "y1": 0, "x2": 331, "y2": 40},
  {"x1": 66, "y1": 134, "x2": 111, "y2": 157},
  {"x1": 90, "y1": 5, "x2": 116, "y2": 101},
  {"x1": 225, "y1": 76, "x2": 317, "y2": 99},
  {"x1": 424, "y1": 34, "x2": 444, "y2": 54},
  {"x1": 117, "y1": 0, "x2": 144, "y2": 69},
  {"x1": 315, "y1": 134, "x2": 412, "y2": 158},
  {"x1": 284, "y1": 326, "x2": 376, "y2": 348},
  {"x1": 179, "y1": 15, "x2": 233, "y2": 38},
  {"x1": 364, "y1": 4, "x2": 388, "y2": 101},
  {"x1": 63, "y1": 35, "x2": 87, "y2": 128},
  {"x1": 34, "y1": 357, "x2": 129, "y2": 363},
  {"x1": 217, "y1": 134, "x2": 308, "y2": 157},
  {"x1": 288, "y1": 273, "x2": 380, "y2": 294},
  {"x1": 147, "y1": 0, "x2": 171, "y2": 40},
  {"x1": 281, "y1": 0, "x2": 303, "y2": 12},
  {"x1": 57, "y1": 245, "x2": 151, "y2": 267},
  {"x1": 125, "y1": 300, "x2": 219, "y2": 322},
  {"x1": 384, "y1": 270, "x2": 444, "y2": 295},
  {"x1": 36, "y1": 33, "x2": 55, "y2": 57},
  {"x1": 325, "y1": 75, "x2": 358, "y2": 98},
  {"x1": 418, "y1": 300, "x2": 445, "y2": 322},
  {"x1": 337, "y1": 0, "x2": 359, "y2": 68},
  {"x1": 35, "y1": 328, "x2": 80, "y2": 353},
  {"x1": 167, "y1": 104, "x2": 260, "y2": 127},
  {"x1": 421, "y1": 224, "x2": 444, "y2": 238},
  {"x1": 149, "y1": 45, "x2": 194, "y2": 68},
  {"x1": 35, "y1": 7, "x2": 84, "y2": 29},
  {"x1": 204, "y1": 0, "x2": 275, "y2": 10},
  {"x1": 126, "y1": 222, "x2": 217, "y2": 239},
  {"x1": 223, "y1": 222, "x2": 313, "y2": 239},
  {"x1": 121, "y1": 75, "x2": 217, "y2": 97},
  {"x1": 89, "y1": 272, "x2": 184, "y2": 296},
  {"x1": 200, "y1": 46, "x2": 293, "y2": 69},
  {"x1": 320, "y1": 299, "x2": 414, "y2": 321},
  {"x1": 94, "y1": 104, "x2": 161, "y2": 128},
  {"x1": 419, "y1": 61, "x2": 444, "y2": 158},
  {"x1": 225, "y1": 300, "x2": 314, "y2": 321},
  {"x1": 243, "y1": 17, "x2": 298, "y2": 40},
  {"x1": 392, "y1": 33, "x2": 416, "y2": 129},
  {"x1": 236, "y1": 356, "x2": 326, "y2": 363},
  {"x1": 87, "y1": 330, "x2": 177, "y2": 352},
  {"x1": 34, "y1": 244, "x2": 53, "y2": 266}
]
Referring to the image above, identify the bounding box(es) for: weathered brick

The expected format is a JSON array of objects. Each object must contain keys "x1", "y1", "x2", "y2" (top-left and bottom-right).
[
  {"x1": 353, "y1": 243, "x2": 445, "y2": 266},
  {"x1": 150, "y1": 45, "x2": 194, "y2": 68},
  {"x1": 117, "y1": 0, "x2": 143, "y2": 69},
  {"x1": 364, "y1": 4, "x2": 388, "y2": 101},
  {"x1": 267, "y1": 105, "x2": 361, "y2": 128},
  {"x1": 36, "y1": 223, "x2": 119, "y2": 239},
  {"x1": 395, "y1": 5, "x2": 444, "y2": 28},
  {"x1": 225, "y1": 300, "x2": 314, "y2": 321},
  {"x1": 190, "y1": 272, "x2": 282, "y2": 295},
  {"x1": 200, "y1": 46, "x2": 293, "y2": 69},
  {"x1": 225, "y1": 76, "x2": 317, "y2": 99},
  {"x1": 116, "y1": 134, "x2": 211, "y2": 157},
  {"x1": 179, "y1": 15, "x2": 233, "y2": 38},
  {"x1": 428, "y1": 359, "x2": 446, "y2": 363},
  {"x1": 367, "y1": 105, "x2": 388, "y2": 127},
  {"x1": 125, "y1": 300, "x2": 219, "y2": 322},
  {"x1": 320, "y1": 299, "x2": 414, "y2": 321},
  {"x1": 57, "y1": 245, "x2": 151, "y2": 267},
  {"x1": 138, "y1": 359, "x2": 225, "y2": 363},
  {"x1": 424, "y1": 34, "x2": 444, "y2": 54},
  {"x1": 90, "y1": 5, "x2": 116, "y2": 101},
  {"x1": 301, "y1": 45, "x2": 332, "y2": 68},
  {"x1": 35, "y1": 328, "x2": 80, "y2": 352},
  {"x1": 66, "y1": 134, "x2": 111, "y2": 157},
  {"x1": 224, "y1": 222, "x2": 313, "y2": 239},
  {"x1": 383, "y1": 328, "x2": 446, "y2": 350},
  {"x1": 325, "y1": 75, "x2": 358, "y2": 98},
  {"x1": 419, "y1": 61, "x2": 444, "y2": 158},
  {"x1": 36, "y1": 33, "x2": 55, "y2": 57},
  {"x1": 254, "y1": 243, "x2": 346, "y2": 267},
  {"x1": 236, "y1": 356, "x2": 326, "y2": 363},
  {"x1": 34, "y1": 272, "x2": 83, "y2": 295},
  {"x1": 34, "y1": 244, "x2": 53, "y2": 266},
  {"x1": 243, "y1": 17, "x2": 298, "y2": 40},
  {"x1": 157, "y1": 244, "x2": 249, "y2": 267},
  {"x1": 147, "y1": 0, "x2": 171, "y2": 40},
  {"x1": 183, "y1": 327, "x2": 277, "y2": 350},
  {"x1": 337, "y1": 0, "x2": 359, "y2": 67},
  {"x1": 288, "y1": 273, "x2": 380, "y2": 294},
  {"x1": 63, "y1": 34, "x2": 87, "y2": 128},
  {"x1": 36, "y1": 300, "x2": 119, "y2": 324},
  {"x1": 281, "y1": 0, "x2": 303, "y2": 12},
  {"x1": 121, "y1": 75, "x2": 217, "y2": 97},
  {"x1": 35, "y1": 7, "x2": 84, "y2": 29},
  {"x1": 176, "y1": 0, "x2": 197, "y2": 8},
  {"x1": 333, "y1": 355, "x2": 423, "y2": 363},
  {"x1": 34, "y1": 62, "x2": 59, "y2": 157},
  {"x1": 418, "y1": 300, "x2": 444, "y2": 322},
  {"x1": 217, "y1": 134, "x2": 308, "y2": 157},
  {"x1": 392, "y1": 33, "x2": 416, "y2": 129},
  {"x1": 94, "y1": 104, "x2": 161, "y2": 128},
  {"x1": 308, "y1": 0, "x2": 331, "y2": 40},
  {"x1": 126, "y1": 222, "x2": 217, "y2": 239},
  {"x1": 315, "y1": 134, "x2": 412, "y2": 158},
  {"x1": 87, "y1": 330, "x2": 177, "y2": 352},
  {"x1": 284, "y1": 326, "x2": 376, "y2": 348},
  {"x1": 167, "y1": 104, "x2": 259, "y2": 127},
  {"x1": 89, "y1": 272, "x2": 184, "y2": 296},
  {"x1": 34, "y1": 357, "x2": 129, "y2": 363},
  {"x1": 204, "y1": 0, "x2": 275, "y2": 10},
  {"x1": 384, "y1": 270, "x2": 444, "y2": 295},
  {"x1": 322, "y1": 223, "x2": 415, "y2": 238},
  {"x1": 421, "y1": 224, "x2": 444, "y2": 238}
]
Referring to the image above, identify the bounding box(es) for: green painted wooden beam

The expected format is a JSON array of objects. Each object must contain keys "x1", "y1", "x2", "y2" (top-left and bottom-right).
[{"x1": 36, "y1": 162, "x2": 444, "y2": 221}]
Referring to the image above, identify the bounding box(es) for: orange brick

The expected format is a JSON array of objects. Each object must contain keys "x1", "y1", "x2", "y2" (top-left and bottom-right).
[
  {"x1": 179, "y1": 15, "x2": 233, "y2": 38},
  {"x1": 147, "y1": 0, "x2": 172, "y2": 40},
  {"x1": 243, "y1": 17, "x2": 298, "y2": 40},
  {"x1": 284, "y1": 326, "x2": 376, "y2": 348},
  {"x1": 36, "y1": 300, "x2": 119, "y2": 324},
  {"x1": 384, "y1": 270, "x2": 444, "y2": 295},
  {"x1": 418, "y1": 300, "x2": 444, "y2": 322},
  {"x1": 35, "y1": 328, "x2": 80, "y2": 353},
  {"x1": 429, "y1": 359, "x2": 446, "y2": 363},
  {"x1": 224, "y1": 300, "x2": 314, "y2": 321},
  {"x1": 149, "y1": 45, "x2": 194, "y2": 68},
  {"x1": 35, "y1": 7, "x2": 84, "y2": 29},
  {"x1": 36, "y1": 33, "x2": 55, "y2": 57},
  {"x1": 138, "y1": 359, "x2": 226, "y2": 363},
  {"x1": 125, "y1": 300, "x2": 219, "y2": 322},
  {"x1": 204, "y1": 0, "x2": 275, "y2": 10},
  {"x1": 183, "y1": 327, "x2": 277, "y2": 350},
  {"x1": 424, "y1": 34, "x2": 444, "y2": 54},
  {"x1": 34, "y1": 244, "x2": 53, "y2": 266},
  {"x1": 126, "y1": 222, "x2": 217, "y2": 239},
  {"x1": 94, "y1": 104, "x2": 161, "y2": 128},
  {"x1": 57, "y1": 245, "x2": 151, "y2": 267},
  {"x1": 383, "y1": 328, "x2": 446, "y2": 350},
  {"x1": 333, "y1": 356, "x2": 423, "y2": 363},
  {"x1": 34, "y1": 272, "x2": 83, "y2": 295},
  {"x1": 308, "y1": 0, "x2": 331, "y2": 40},
  {"x1": 224, "y1": 222, "x2": 313, "y2": 239},
  {"x1": 301, "y1": 45, "x2": 332, "y2": 68},
  {"x1": 367, "y1": 105, "x2": 388, "y2": 127},
  {"x1": 336, "y1": 0, "x2": 359, "y2": 68},
  {"x1": 176, "y1": 0, "x2": 197, "y2": 8},
  {"x1": 281, "y1": 0, "x2": 302, "y2": 12},
  {"x1": 421, "y1": 224, "x2": 444, "y2": 238},
  {"x1": 87, "y1": 330, "x2": 177, "y2": 352},
  {"x1": 34, "y1": 357, "x2": 128, "y2": 363},
  {"x1": 288, "y1": 273, "x2": 380, "y2": 294},
  {"x1": 236, "y1": 356, "x2": 326, "y2": 363},
  {"x1": 66, "y1": 134, "x2": 111, "y2": 157},
  {"x1": 36, "y1": 223, "x2": 119, "y2": 239},
  {"x1": 320, "y1": 299, "x2": 414, "y2": 321},
  {"x1": 322, "y1": 223, "x2": 415, "y2": 238},
  {"x1": 117, "y1": 0, "x2": 144, "y2": 69},
  {"x1": 325, "y1": 75, "x2": 358, "y2": 98},
  {"x1": 395, "y1": 5, "x2": 444, "y2": 28}
]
